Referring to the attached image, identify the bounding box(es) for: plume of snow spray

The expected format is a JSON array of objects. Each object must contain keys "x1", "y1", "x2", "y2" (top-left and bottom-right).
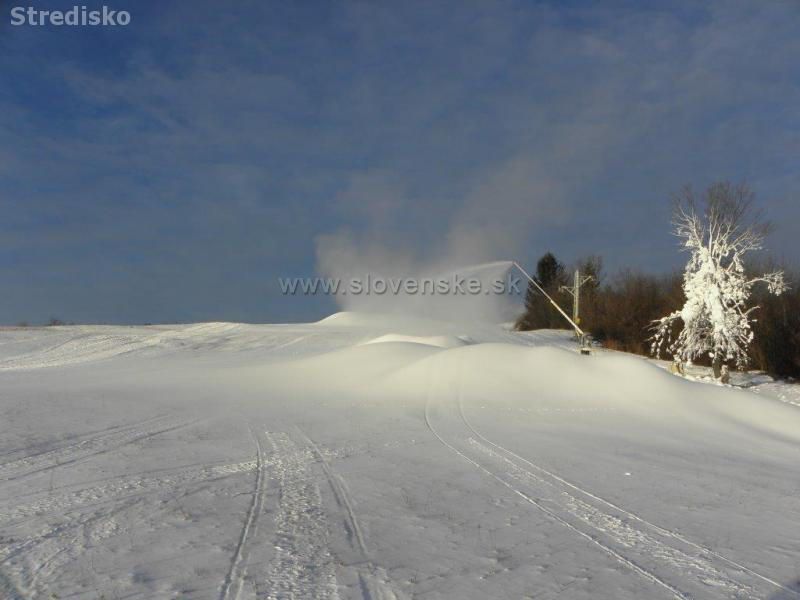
[
  {"x1": 314, "y1": 235, "x2": 518, "y2": 323},
  {"x1": 314, "y1": 159, "x2": 572, "y2": 324}
]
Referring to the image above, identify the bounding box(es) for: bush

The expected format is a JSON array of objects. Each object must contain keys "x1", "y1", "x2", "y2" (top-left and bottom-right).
[
  {"x1": 749, "y1": 271, "x2": 800, "y2": 378},
  {"x1": 589, "y1": 271, "x2": 682, "y2": 356}
]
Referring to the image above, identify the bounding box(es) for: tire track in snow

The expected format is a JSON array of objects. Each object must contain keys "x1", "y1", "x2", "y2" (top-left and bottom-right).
[
  {"x1": 0, "y1": 415, "x2": 195, "y2": 483},
  {"x1": 220, "y1": 426, "x2": 267, "y2": 600},
  {"x1": 261, "y1": 431, "x2": 340, "y2": 599},
  {"x1": 458, "y1": 401, "x2": 800, "y2": 600},
  {"x1": 296, "y1": 427, "x2": 401, "y2": 600}
]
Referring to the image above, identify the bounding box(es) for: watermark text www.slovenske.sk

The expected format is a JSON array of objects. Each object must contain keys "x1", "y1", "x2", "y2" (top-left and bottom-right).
[
  {"x1": 279, "y1": 274, "x2": 522, "y2": 296},
  {"x1": 10, "y1": 5, "x2": 131, "y2": 26}
]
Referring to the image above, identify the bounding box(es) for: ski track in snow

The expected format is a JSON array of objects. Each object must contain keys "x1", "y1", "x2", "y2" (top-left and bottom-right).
[
  {"x1": 219, "y1": 426, "x2": 267, "y2": 600},
  {"x1": 424, "y1": 387, "x2": 796, "y2": 600},
  {"x1": 458, "y1": 401, "x2": 800, "y2": 600},
  {"x1": 0, "y1": 415, "x2": 193, "y2": 483},
  {"x1": 261, "y1": 431, "x2": 341, "y2": 600},
  {"x1": 1, "y1": 423, "x2": 396, "y2": 599},
  {"x1": 0, "y1": 460, "x2": 258, "y2": 525},
  {"x1": 0, "y1": 457, "x2": 260, "y2": 598},
  {"x1": 423, "y1": 394, "x2": 687, "y2": 600},
  {"x1": 0, "y1": 323, "x2": 241, "y2": 371},
  {"x1": 24, "y1": 499, "x2": 139, "y2": 598},
  {"x1": 0, "y1": 479, "x2": 149, "y2": 599}
]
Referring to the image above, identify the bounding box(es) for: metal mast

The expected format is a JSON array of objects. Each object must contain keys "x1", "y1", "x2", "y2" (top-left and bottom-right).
[
  {"x1": 560, "y1": 269, "x2": 595, "y2": 337},
  {"x1": 511, "y1": 261, "x2": 584, "y2": 337}
]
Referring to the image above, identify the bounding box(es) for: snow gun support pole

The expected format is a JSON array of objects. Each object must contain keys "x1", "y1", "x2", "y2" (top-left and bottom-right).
[{"x1": 512, "y1": 261, "x2": 592, "y2": 355}]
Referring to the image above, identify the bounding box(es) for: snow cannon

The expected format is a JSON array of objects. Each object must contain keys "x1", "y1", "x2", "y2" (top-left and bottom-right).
[{"x1": 512, "y1": 261, "x2": 593, "y2": 356}]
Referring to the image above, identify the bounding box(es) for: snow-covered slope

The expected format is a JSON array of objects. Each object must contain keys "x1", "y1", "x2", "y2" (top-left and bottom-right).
[{"x1": 0, "y1": 315, "x2": 798, "y2": 599}]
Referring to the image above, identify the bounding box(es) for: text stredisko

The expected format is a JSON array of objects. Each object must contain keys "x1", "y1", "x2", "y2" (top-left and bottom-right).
[{"x1": 10, "y1": 5, "x2": 131, "y2": 26}]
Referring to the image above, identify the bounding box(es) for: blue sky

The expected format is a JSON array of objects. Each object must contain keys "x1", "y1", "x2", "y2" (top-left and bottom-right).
[{"x1": 1, "y1": 0, "x2": 798, "y2": 324}]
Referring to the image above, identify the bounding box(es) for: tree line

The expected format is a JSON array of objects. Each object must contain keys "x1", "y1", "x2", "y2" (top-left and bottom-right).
[{"x1": 516, "y1": 183, "x2": 799, "y2": 380}]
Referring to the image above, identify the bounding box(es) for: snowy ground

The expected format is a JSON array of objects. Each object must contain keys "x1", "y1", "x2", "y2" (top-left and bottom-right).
[{"x1": 0, "y1": 315, "x2": 799, "y2": 599}]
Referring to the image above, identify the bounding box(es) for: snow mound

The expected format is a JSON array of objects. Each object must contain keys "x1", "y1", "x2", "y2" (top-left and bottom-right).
[
  {"x1": 315, "y1": 311, "x2": 369, "y2": 326},
  {"x1": 315, "y1": 311, "x2": 453, "y2": 331},
  {"x1": 245, "y1": 336, "x2": 800, "y2": 446},
  {"x1": 362, "y1": 333, "x2": 473, "y2": 349}
]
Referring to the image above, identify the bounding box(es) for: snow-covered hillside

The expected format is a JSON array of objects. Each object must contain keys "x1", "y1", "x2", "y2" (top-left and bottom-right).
[{"x1": 0, "y1": 315, "x2": 798, "y2": 599}]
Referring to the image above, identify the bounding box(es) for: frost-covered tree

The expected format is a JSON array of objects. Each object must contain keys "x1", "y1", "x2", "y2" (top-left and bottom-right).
[{"x1": 651, "y1": 182, "x2": 787, "y2": 379}]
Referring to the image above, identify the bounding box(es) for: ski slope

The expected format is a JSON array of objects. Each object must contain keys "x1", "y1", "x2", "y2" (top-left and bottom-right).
[{"x1": 0, "y1": 315, "x2": 798, "y2": 599}]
